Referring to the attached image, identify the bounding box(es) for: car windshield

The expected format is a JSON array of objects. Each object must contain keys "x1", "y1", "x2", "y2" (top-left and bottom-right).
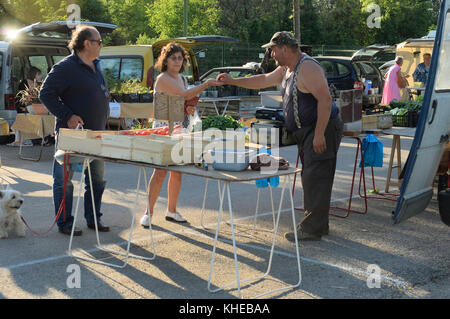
[
  {"x1": 354, "y1": 49, "x2": 380, "y2": 57},
  {"x1": 355, "y1": 62, "x2": 378, "y2": 76},
  {"x1": 100, "y1": 57, "x2": 143, "y2": 82}
]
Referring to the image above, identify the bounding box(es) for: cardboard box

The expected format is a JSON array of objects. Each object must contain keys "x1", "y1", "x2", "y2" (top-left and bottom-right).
[{"x1": 336, "y1": 89, "x2": 363, "y2": 123}]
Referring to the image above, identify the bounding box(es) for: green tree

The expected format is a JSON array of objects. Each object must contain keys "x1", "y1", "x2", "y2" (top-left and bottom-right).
[
  {"x1": 361, "y1": 0, "x2": 439, "y2": 45},
  {"x1": 217, "y1": 0, "x2": 292, "y2": 44},
  {"x1": 148, "y1": 0, "x2": 220, "y2": 39},
  {"x1": 107, "y1": 0, "x2": 155, "y2": 44}
]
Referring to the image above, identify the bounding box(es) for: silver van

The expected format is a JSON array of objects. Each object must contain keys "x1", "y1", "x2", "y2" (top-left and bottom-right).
[{"x1": 0, "y1": 20, "x2": 116, "y2": 140}]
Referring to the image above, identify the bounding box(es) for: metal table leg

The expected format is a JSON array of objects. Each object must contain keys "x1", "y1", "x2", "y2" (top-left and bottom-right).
[
  {"x1": 207, "y1": 175, "x2": 302, "y2": 298},
  {"x1": 68, "y1": 160, "x2": 156, "y2": 268}
]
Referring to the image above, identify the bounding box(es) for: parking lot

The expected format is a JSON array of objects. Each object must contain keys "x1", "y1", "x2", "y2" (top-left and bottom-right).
[{"x1": 0, "y1": 135, "x2": 449, "y2": 300}]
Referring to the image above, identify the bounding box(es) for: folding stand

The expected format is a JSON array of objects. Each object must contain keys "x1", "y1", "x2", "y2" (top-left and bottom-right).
[
  {"x1": 68, "y1": 158, "x2": 156, "y2": 268},
  {"x1": 207, "y1": 174, "x2": 302, "y2": 299},
  {"x1": 200, "y1": 178, "x2": 277, "y2": 233},
  {"x1": 292, "y1": 136, "x2": 368, "y2": 219}
]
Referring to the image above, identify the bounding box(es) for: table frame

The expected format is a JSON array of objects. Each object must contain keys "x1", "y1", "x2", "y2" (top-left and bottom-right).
[
  {"x1": 382, "y1": 128, "x2": 416, "y2": 193},
  {"x1": 66, "y1": 153, "x2": 302, "y2": 298},
  {"x1": 198, "y1": 97, "x2": 241, "y2": 117}
]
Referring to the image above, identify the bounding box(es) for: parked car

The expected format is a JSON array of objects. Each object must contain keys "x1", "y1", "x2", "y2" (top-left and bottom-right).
[
  {"x1": 314, "y1": 56, "x2": 384, "y2": 108},
  {"x1": 199, "y1": 65, "x2": 264, "y2": 97},
  {"x1": 99, "y1": 35, "x2": 238, "y2": 90},
  {"x1": 351, "y1": 44, "x2": 396, "y2": 69},
  {"x1": 378, "y1": 60, "x2": 395, "y2": 77},
  {"x1": 0, "y1": 21, "x2": 117, "y2": 140}
]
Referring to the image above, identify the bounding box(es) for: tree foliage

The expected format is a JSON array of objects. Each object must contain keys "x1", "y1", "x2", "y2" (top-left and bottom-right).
[
  {"x1": 147, "y1": 0, "x2": 220, "y2": 39},
  {"x1": 0, "y1": 0, "x2": 442, "y2": 46}
]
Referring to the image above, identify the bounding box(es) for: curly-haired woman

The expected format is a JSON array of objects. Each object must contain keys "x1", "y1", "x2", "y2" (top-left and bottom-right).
[{"x1": 140, "y1": 42, "x2": 222, "y2": 227}]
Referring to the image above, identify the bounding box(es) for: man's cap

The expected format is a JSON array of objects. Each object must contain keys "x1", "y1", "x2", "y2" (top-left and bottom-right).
[{"x1": 261, "y1": 31, "x2": 298, "y2": 49}]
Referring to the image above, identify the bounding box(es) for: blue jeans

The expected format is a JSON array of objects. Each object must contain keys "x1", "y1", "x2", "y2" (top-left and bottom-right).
[{"x1": 53, "y1": 158, "x2": 106, "y2": 229}]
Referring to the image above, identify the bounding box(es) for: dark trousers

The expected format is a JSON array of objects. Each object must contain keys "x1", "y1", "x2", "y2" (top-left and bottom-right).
[{"x1": 293, "y1": 116, "x2": 344, "y2": 235}]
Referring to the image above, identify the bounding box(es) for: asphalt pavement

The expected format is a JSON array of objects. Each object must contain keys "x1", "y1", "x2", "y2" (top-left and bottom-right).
[{"x1": 0, "y1": 134, "x2": 449, "y2": 300}]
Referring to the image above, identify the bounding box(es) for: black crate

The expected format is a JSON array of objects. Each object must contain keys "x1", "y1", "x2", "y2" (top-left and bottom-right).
[
  {"x1": 365, "y1": 106, "x2": 388, "y2": 115},
  {"x1": 392, "y1": 111, "x2": 418, "y2": 127}
]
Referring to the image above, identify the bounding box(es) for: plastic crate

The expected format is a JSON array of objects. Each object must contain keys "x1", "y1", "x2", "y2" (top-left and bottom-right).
[{"x1": 391, "y1": 111, "x2": 418, "y2": 127}]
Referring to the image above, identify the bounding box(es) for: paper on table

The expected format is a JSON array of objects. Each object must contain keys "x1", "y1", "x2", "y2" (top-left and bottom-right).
[{"x1": 109, "y1": 102, "x2": 121, "y2": 118}]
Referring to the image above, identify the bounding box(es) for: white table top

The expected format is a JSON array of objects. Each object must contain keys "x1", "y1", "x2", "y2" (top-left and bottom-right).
[{"x1": 70, "y1": 152, "x2": 300, "y2": 182}]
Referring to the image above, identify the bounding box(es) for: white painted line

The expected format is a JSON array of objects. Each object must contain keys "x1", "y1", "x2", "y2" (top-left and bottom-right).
[{"x1": 0, "y1": 194, "x2": 365, "y2": 271}]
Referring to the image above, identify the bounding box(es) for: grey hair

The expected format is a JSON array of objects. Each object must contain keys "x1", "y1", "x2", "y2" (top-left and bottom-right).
[{"x1": 395, "y1": 56, "x2": 403, "y2": 64}]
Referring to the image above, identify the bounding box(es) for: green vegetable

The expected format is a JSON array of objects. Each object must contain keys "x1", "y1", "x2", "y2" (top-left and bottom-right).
[{"x1": 202, "y1": 115, "x2": 243, "y2": 131}]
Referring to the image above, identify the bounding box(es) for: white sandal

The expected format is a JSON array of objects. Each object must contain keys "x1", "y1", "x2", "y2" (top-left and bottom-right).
[
  {"x1": 140, "y1": 213, "x2": 151, "y2": 227},
  {"x1": 165, "y1": 211, "x2": 187, "y2": 223}
]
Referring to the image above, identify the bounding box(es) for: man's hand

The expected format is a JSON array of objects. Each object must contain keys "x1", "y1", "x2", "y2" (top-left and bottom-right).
[
  {"x1": 67, "y1": 114, "x2": 84, "y2": 129},
  {"x1": 216, "y1": 73, "x2": 232, "y2": 84},
  {"x1": 313, "y1": 133, "x2": 327, "y2": 154}
]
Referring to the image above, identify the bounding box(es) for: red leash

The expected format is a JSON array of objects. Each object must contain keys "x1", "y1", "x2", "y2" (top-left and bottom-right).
[{"x1": 20, "y1": 154, "x2": 71, "y2": 236}]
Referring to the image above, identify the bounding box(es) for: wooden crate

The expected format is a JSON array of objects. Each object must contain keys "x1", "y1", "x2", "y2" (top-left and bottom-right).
[
  {"x1": 362, "y1": 114, "x2": 392, "y2": 130},
  {"x1": 101, "y1": 134, "x2": 134, "y2": 160},
  {"x1": 57, "y1": 128, "x2": 118, "y2": 155}
]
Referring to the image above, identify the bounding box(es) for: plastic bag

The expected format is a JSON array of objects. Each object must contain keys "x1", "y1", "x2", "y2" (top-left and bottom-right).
[
  {"x1": 184, "y1": 110, "x2": 202, "y2": 133},
  {"x1": 255, "y1": 147, "x2": 280, "y2": 188},
  {"x1": 360, "y1": 134, "x2": 383, "y2": 167},
  {"x1": 54, "y1": 150, "x2": 92, "y2": 172}
]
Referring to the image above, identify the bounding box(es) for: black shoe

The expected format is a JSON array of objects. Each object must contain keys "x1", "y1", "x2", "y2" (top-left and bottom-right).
[
  {"x1": 59, "y1": 225, "x2": 82, "y2": 236},
  {"x1": 87, "y1": 221, "x2": 110, "y2": 232},
  {"x1": 285, "y1": 229, "x2": 322, "y2": 242}
]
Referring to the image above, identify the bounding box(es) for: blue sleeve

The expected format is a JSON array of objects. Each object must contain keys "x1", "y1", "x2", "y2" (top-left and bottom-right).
[{"x1": 39, "y1": 63, "x2": 74, "y2": 124}]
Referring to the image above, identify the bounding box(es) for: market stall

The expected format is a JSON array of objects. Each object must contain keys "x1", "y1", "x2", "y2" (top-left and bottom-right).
[
  {"x1": 11, "y1": 113, "x2": 55, "y2": 161},
  {"x1": 56, "y1": 121, "x2": 301, "y2": 298}
]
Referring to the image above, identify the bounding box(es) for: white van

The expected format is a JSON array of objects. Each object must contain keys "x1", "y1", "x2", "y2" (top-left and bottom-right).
[{"x1": 0, "y1": 20, "x2": 117, "y2": 141}]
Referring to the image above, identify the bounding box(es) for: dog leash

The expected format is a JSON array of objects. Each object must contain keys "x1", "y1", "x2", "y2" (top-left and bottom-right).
[{"x1": 20, "y1": 153, "x2": 72, "y2": 236}]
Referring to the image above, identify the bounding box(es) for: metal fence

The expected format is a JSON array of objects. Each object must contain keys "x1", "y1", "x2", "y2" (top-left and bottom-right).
[{"x1": 194, "y1": 43, "x2": 361, "y2": 76}]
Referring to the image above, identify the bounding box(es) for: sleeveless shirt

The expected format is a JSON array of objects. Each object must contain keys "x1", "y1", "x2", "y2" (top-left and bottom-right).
[{"x1": 281, "y1": 54, "x2": 339, "y2": 133}]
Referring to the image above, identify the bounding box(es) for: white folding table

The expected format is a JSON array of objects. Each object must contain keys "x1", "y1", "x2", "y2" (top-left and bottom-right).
[{"x1": 67, "y1": 153, "x2": 302, "y2": 298}]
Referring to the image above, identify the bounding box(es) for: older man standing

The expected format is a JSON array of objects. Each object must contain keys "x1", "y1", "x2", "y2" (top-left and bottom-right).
[
  {"x1": 413, "y1": 53, "x2": 432, "y2": 88},
  {"x1": 217, "y1": 32, "x2": 343, "y2": 241},
  {"x1": 40, "y1": 25, "x2": 110, "y2": 236}
]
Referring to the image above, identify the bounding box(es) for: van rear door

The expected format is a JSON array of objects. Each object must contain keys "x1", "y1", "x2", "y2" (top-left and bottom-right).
[
  {"x1": 392, "y1": 0, "x2": 450, "y2": 224},
  {"x1": 13, "y1": 21, "x2": 117, "y2": 45}
]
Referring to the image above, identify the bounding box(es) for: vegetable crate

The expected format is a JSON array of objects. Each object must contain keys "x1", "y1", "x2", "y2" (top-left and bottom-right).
[
  {"x1": 392, "y1": 111, "x2": 419, "y2": 127},
  {"x1": 57, "y1": 128, "x2": 215, "y2": 166}
]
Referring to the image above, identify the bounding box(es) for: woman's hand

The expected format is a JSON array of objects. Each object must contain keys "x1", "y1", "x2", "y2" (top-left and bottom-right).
[
  {"x1": 185, "y1": 105, "x2": 196, "y2": 116},
  {"x1": 205, "y1": 78, "x2": 223, "y2": 87}
]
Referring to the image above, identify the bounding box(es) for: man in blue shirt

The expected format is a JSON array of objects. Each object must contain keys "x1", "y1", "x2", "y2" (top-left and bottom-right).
[
  {"x1": 40, "y1": 25, "x2": 110, "y2": 236},
  {"x1": 413, "y1": 53, "x2": 431, "y2": 87}
]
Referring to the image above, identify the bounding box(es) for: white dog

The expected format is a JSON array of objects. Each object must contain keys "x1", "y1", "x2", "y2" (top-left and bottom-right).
[{"x1": 0, "y1": 189, "x2": 26, "y2": 238}]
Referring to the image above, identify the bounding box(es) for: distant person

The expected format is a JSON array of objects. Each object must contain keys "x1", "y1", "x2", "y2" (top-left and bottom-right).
[
  {"x1": 40, "y1": 25, "x2": 110, "y2": 236},
  {"x1": 381, "y1": 56, "x2": 409, "y2": 105},
  {"x1": 8, "y1": 67, "x2": 43, "y2": 147},
  {"x1": 413, "y1": 53, "x2": 431, "y2": 87}
]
